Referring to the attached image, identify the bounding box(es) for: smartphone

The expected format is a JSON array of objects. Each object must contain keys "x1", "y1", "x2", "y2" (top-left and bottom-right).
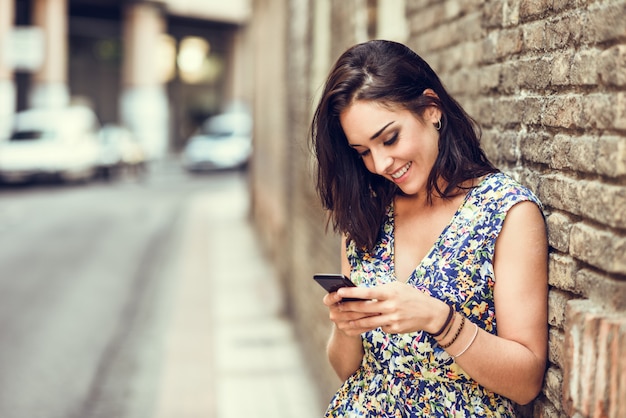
[{"x1": 313, "y1": 273, "x2": 365, "y2": 301}]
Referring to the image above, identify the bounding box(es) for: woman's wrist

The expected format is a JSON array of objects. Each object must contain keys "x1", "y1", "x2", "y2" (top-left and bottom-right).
[
  {"x1": 333, "y1": 323, "x2": 364, "y2": 341},
  {"x1": 429, "y1": 301, "x2": 455, "y2": 337},
  {"x1": 431, "y1": 303, "x2": 454, "y2": 337},
  {"x1": 434, "y1": 313, "x2": 480, "y2": 359}
]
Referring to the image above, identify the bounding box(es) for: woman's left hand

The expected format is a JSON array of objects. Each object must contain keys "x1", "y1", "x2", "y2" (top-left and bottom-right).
[{"x1": 336, "y1": 281, "x2": 448, "y2": 334}]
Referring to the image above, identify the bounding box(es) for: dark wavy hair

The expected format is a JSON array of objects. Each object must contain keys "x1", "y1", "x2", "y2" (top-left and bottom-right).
[{"x1": 310, "y1": 40, "x2": 497, "y2": 250}]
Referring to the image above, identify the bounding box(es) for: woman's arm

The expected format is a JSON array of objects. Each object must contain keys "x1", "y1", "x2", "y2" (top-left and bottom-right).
[
  {"x1": 324, "y1": 235, "x2": 366, "y2": 381},
  {"x1": 434, "y1": 200, "x2": 548, "y2": 404}
]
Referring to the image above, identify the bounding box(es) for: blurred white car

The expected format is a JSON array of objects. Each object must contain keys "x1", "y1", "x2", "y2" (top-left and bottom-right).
[
  {"x1": 181, "y1": 111, "x2": 252, "y2": 171},
  {"x1": 0, "y1": 106, "x2": 102, "y2": 184},
  {"x1": 97, "y1": 124, "x2": 146, "y2": 179}
]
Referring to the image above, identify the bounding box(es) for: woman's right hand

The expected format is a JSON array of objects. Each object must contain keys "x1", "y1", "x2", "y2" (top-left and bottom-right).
[
  {"x1": 323, "y1": 291, "x2": 382, "y2": 337},
  {"x1": 324, "y1": 291, "x2": 368, "y2": 380}
]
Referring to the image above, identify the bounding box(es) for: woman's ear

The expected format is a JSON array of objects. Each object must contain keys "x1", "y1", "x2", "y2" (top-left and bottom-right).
[
  {"x1": 422, "y1": 88, "x2": 439, "y2": 100},
  {"x1": 425, "y1": 106, "x2": 441, "y2": 124},
  {"x1": 422, "y1": 89, "x2": 442, "y2": 125}
]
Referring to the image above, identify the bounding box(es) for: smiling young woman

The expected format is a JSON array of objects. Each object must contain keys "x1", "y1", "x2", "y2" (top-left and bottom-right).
[
  {"x1": 310, "y1": 40, "x2": 548, "y2": 417},
  {"x1": 340, "y1": 100, "x2": 441, "y2": 194}
]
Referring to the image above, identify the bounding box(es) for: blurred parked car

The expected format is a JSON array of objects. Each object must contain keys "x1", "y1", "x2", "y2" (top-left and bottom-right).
[
  {"x1": 97, "y1": 124, "x2": 146, "y2": 180},
  {"x1": 181, "y1": 110, "x2": 252, "y2": 172},
  {"x1": 0, "y1": 106, "x2": 101, "y2": 184}
]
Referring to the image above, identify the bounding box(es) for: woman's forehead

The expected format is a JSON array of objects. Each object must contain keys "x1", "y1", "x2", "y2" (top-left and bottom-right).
[{"x1": 340, "y1": 101, "x2": 407, "y2": 143}]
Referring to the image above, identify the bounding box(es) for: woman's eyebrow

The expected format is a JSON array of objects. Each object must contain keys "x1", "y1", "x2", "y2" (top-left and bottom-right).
[{"x1": 370, "y1": 121, "x2": 395, "y2": 140}]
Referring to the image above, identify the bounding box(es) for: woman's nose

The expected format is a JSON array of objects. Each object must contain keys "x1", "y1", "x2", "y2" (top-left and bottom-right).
[{"x1": 372, "y1": 151, "x2": 394, "y2": 175}]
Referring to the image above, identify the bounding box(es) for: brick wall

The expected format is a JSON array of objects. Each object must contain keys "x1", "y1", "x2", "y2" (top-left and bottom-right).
[{"x1": 248, "y1": 0, "x2": 626, "y2": 415}]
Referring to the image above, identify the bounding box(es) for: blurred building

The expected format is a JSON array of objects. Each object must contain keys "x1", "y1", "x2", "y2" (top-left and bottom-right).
[{"x1": 0, "y1": 0, "x2": 252, "y2": 158}]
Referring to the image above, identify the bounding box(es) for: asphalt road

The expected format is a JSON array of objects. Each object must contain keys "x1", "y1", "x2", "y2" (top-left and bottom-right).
[{"x1": 0, "y1": 164, "x2": 248, "y2": 418}]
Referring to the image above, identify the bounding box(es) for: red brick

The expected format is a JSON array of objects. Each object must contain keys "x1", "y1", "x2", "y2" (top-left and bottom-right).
[
  {"x1": 563, "y1": 300, "x2": 586, "y2": 415},
  {"x1": 595, "y1": 317, "x2": 622, "y2": 418},
  {"x1": 580, "y1": 312, "x2": 602, "y2": 415},
  {"x1": 562, "y1": 300, "x2": 626, "y2": 417},
  {"x1": 615, "y1": 320, "x2": 626, "y2": 418}
]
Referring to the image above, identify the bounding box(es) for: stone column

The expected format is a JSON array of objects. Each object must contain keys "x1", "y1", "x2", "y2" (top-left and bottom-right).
[
  {"x1": 0, "y1": 0, "x2": 16, "y2": 138},
  {"x1": 120, "y1": 1, "x2": 169, "y2": 160},
  {"x1": 31, "y1": 0, "x2": 69, "y2": 108}
]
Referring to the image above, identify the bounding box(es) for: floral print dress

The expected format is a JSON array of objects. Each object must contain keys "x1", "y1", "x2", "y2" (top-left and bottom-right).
[{"x1": 324, "y1": 172, "x2": 542, "y2": 417}]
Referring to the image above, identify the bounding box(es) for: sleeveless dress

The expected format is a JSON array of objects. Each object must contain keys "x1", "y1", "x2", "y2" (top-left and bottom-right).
[{"x1": 324, "y1": 172, "x2": 542, "y2": 417}]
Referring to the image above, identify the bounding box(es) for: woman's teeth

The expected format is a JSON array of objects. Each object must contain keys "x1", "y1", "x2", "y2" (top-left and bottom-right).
[{"x1": 391, "y1": 162, "x2": 411, "y2": 179}]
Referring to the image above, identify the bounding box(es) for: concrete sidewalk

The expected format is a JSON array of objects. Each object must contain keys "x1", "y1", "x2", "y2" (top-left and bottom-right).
[{"x1": 153, "y1": 177, "x2": 324, "y2": 417}]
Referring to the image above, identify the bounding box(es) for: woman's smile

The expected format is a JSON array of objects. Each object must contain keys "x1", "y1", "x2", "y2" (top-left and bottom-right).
[{"x1": 391, "y1": 161, "x2": 412, "y2": 181}]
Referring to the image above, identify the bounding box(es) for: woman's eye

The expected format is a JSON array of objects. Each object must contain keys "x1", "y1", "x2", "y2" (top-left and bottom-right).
[
  {"x1": 358, "y1": 149, "x2": 371, "y2": 157},
  {"x1": 383, "y1": 132, "x2": 399, "y2": 146}
]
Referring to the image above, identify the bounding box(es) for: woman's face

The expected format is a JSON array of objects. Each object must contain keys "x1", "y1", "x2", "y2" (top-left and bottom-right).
[{"x1": 340, "y1": 99, "x2": 441, "y2": 196}]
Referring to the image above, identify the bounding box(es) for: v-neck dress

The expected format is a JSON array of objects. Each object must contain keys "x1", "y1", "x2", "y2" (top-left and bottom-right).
[{"x1": 324, "y1": 172, "x2": 542, "y2": 417}]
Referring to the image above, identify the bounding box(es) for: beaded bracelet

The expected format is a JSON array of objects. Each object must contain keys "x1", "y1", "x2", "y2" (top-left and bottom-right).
[
  {"x1": 439, "y1": 314, "x2": 465, "y2": 349},
  {"x1": 431, "y1": 304, "x2": 454, "y2": 337},
  {"x1": 453, "y1": 323, "x2": 479, "y2": 359}
]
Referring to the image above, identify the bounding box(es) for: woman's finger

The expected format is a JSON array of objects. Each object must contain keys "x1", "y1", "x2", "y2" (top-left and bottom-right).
[
  {"x1": 322, "y1": 291, "x2": 344, "y2": 307},
  {"x1": 336, "y1": 286, "x2": 380, "y2": 301}
]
